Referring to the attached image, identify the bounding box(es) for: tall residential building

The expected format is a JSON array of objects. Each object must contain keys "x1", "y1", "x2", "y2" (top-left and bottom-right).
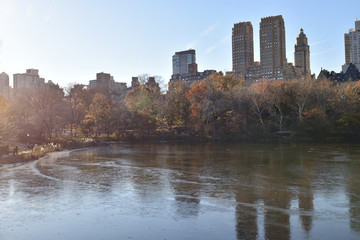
[
  {"x1": 343, "y1": 18, "x2": 360, "y2": 72},
  {"x1": 89, "y1": 72, "x2": 127, "y2": 95},
  {"x1": 172, "y1": 49, "x2": 197, "y2": 75},
  {"x1": 170, "y1": 49, "x2": 216, "y2": 85},
  {"x1": 232, "y1": 21, "x2": 254, "y2": 77},
  {"x1": 260, "y1": 15, "x2": 287, "y2": 80},
  {"x1": 0, "y1": 72, "x2": 10, "y2": 98},
  {"x1": 294, "y1": 28, "x2": 311, "y2": 78},
  {"x1": 13, "y1": 69, "x2": 45, "y2": 90}
]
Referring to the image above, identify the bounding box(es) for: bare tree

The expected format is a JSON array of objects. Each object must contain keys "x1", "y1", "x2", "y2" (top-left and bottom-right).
[{"x1": 287, "y1": 79, "x2": 313, "y2": 122}]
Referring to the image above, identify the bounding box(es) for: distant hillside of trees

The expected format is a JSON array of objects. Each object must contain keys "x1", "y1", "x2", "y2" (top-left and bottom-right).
[{"x1": 1, "y1": 73, "x2": 360, "y2": 143}]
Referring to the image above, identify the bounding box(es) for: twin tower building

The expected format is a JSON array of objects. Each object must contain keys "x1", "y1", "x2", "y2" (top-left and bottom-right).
[{"x1": 232, "y1": 15, "x2": 311, "y2": 81}]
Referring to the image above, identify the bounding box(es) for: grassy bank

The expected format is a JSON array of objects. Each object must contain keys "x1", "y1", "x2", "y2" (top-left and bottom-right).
[{"x1": 0, "y1": 139, "x2": 100, "y2": 166}]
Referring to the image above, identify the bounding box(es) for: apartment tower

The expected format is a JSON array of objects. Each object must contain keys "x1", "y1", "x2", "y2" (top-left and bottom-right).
[
  {"x1": 172, "y1": 49, "x2": 197, "y2": 75},
  {"x1": 294, "y1": 28, "x2": 311, "y2": 78},
  {"x1": 344, "y1": 18, "x2": 360, "y2": 71},
  {"x1": 0, "y1": 72, "x2": 10, "y2": 98},
  {"x1": 232, "y1": 21, "x2": 254, "y2": 78},
  {"x1": 260, "y1": 15, "x2": 287, "y2": 80}
]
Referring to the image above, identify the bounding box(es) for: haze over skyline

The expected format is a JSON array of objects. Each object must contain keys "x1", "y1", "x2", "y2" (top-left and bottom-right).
[{"x1": 0, "y1": 0, "x2": 359, "y2": 88}]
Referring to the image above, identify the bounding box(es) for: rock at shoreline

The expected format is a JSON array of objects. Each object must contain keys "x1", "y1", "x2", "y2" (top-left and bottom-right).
[{"x1": 98, "y1": 141, "x2": 110, "y2": 146}]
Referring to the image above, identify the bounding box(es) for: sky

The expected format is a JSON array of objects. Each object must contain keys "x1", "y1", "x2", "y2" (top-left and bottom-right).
[{"x1": 0, "y1": 0, "x2": 359, "y2": 88}]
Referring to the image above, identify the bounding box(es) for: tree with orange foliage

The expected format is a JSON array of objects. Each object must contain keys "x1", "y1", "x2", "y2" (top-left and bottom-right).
[{"x1": 165, "y1": 81, "x2": 191, "y2": 132}]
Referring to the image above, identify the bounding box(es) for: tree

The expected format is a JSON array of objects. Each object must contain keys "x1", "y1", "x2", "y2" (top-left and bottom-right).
[
  {"x1": 0, "y1": 94, "x2": 9, "y2": 139},
  {"x1": 186, "y1": 81, "x2": 208, "y2": 135},
  {"x1": 125, "y1": 76, "x2": 163, "y2": 137},
  {"x1": 8, "y1": 87, "x2": 70, "y2": 141},
  {"x1": 65, "y1": 84, "x2": 88, "y2": 135},
  {"x1": 165, "y1": 81, "x2": 191, "y2": 132},
  {"x1": 246, "y1": 80, "x2": 272, "y2": 126},
  {"x1": 312, "y1": 79, "x2": 336, "y2": 120},
  {"x1": 287, "y1": 79, "x2": 313, "y2": 122},
  {"x1": 186, "y1": 73, "x2": 241, "y2": 139},
  {"x1": 267, "y1": 81, "x2": 289, "y2": 131},
  {"x1": 83, "y1": 93, "x2": 111, "y2": 137},
  {"x1": 337, "y1": 81, "x2": 360, "y2": 137},
  {"x1": 30, "y1": 87, "x2": 70, "y2": 139}
]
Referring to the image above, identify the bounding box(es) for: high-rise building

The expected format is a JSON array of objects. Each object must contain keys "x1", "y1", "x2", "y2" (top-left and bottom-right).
[
  {"x1": 172, "y1": 49, "x2": 197, "y2": 75},
  {"x1": 232, "y1": 22, "x2": 254, "y2": 77},
  {"x1": 0, "y1": 72, "x2": 10, "y2": 98},
  {"x1": 13, "y1": 69, "x2": 46, "y2": 90},
  {"x1": 343, "y1": 18, "x2": 360, "y2": 72},
  {"x1": 89, "y1": 72, "x2": 127, "y2": 95},
  {"x1": 260, "y1": 15, "x2": 287, "y2": 80},
  {"x1": 294, "y1": 28, "x2": 311, "y2": 78},
  {"x1": 170, "y1": 49, "x2": 216, "y2": 85}
]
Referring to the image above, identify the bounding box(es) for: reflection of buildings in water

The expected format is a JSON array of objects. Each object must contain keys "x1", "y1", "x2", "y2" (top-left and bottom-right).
[
  {"x1": 298, "y1": 190, "x2": 314, "y2": 234},
  {"x1": 260, "y1": 145, "x2": 295, "y2": 240},
  {"x1": 235, "y1": 186, "x2": 259, "y2": 240},
  {"x1": 166, "y1": 144, "x2": 203, "y2": 218},
  {"x1": 169, "y1": 157, "x2": 202, "y2": 218},
  {"x1": 297, "y1": 149, "x2": 315, "y2": 235},
  {"x1": 263, "y1": 189, "x2": 291, "y2": 240},
  {"x1": 172, "y1": 181, "x2": 201, "y2": 217},
  {"x1": 174, "y1": 195, "x2": 200, "y2": 217}
]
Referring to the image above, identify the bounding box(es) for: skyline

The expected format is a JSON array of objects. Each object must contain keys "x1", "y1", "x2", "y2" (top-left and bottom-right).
[{"x1": 0, "y1": 0, "x2": 359, "y2": 88}]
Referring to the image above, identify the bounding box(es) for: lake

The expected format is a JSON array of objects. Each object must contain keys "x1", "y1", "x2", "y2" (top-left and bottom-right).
[{"x1": 0, "y1": 142, "x2": 359, "y2": 240}]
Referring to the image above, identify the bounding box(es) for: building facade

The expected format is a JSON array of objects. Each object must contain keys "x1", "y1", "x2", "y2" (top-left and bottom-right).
[
  {"x1": 170, "y1": 49, "x2": 217, "y2": 85},
  {"x1": 232, "y1": 21, "x2": 254, "y2": 78},
  {"x1": 13, "y1": 69, "x2": 46, "y2": 90},
  {"x1": 0, "y1": 72, "x2": 10, "y2": 98},
  {"x1": 172, "y1": 49, "x2": 197, "y2": 75},
  {"x1": 170, "y1": 70, "x2": 217, "y2": 85},
  {"x1": 89, "y1": 72, "x2": 127, "y2": 95},
  {"x1": 343, "y1": 18, "x2": 360, "y2": 72},
  {"x1": 318, "y1": 63, "x2": 360, "y2": 82},
  {"x1": 235, "y1": 15, "x2": 306, "y2": 82},
  {"x1": 260, "y1": 15, "x2": 287, "y2": 80},
  {"x1": 294, "y1": 28, "x2": 311, "y2": 78}
]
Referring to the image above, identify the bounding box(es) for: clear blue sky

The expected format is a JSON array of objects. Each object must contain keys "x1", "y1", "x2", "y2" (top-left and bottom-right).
[{"x1": 0, "y1": 0, "x2": 359, "y2": 88}]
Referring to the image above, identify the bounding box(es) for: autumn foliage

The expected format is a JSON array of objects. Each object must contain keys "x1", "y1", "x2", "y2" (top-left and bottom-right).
[{"x1": 1, "y1": 74, "x2": 360, "y2": 143}]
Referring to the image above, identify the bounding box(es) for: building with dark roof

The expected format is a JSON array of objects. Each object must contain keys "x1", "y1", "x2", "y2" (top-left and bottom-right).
[
  {"x1": 170, "y1": 70, "x2": 217, "y2": 85},
  {"x1": 318, "y1": 63, "x2": 360, "y2": 83}
]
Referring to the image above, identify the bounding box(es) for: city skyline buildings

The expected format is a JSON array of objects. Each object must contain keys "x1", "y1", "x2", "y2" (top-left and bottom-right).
[
  {"x1": 232, "y1": 15, "x2": 307, "y2": 81},
  {"x1": 0, "y1": 1, "x2": 358, "y2": 88}
]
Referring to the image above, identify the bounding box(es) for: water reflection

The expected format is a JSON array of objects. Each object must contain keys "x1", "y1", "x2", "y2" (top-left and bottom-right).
[{"x1": 0, "y1": 142, "x2": 360, "y2": 240}]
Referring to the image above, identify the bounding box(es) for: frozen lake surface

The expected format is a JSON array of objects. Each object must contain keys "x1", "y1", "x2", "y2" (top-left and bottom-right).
[{"x1": 0, "y1": 142, "x2": 360, "y2": 240}]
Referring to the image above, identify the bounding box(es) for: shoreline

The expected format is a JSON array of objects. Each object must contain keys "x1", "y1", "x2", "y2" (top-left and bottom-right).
[
  {"x1": 1, "y1": 137, "x2": 359, "y2": 166},
  {"x1": 0, "y1": 141, "x2": 100, "y2": 166}
]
